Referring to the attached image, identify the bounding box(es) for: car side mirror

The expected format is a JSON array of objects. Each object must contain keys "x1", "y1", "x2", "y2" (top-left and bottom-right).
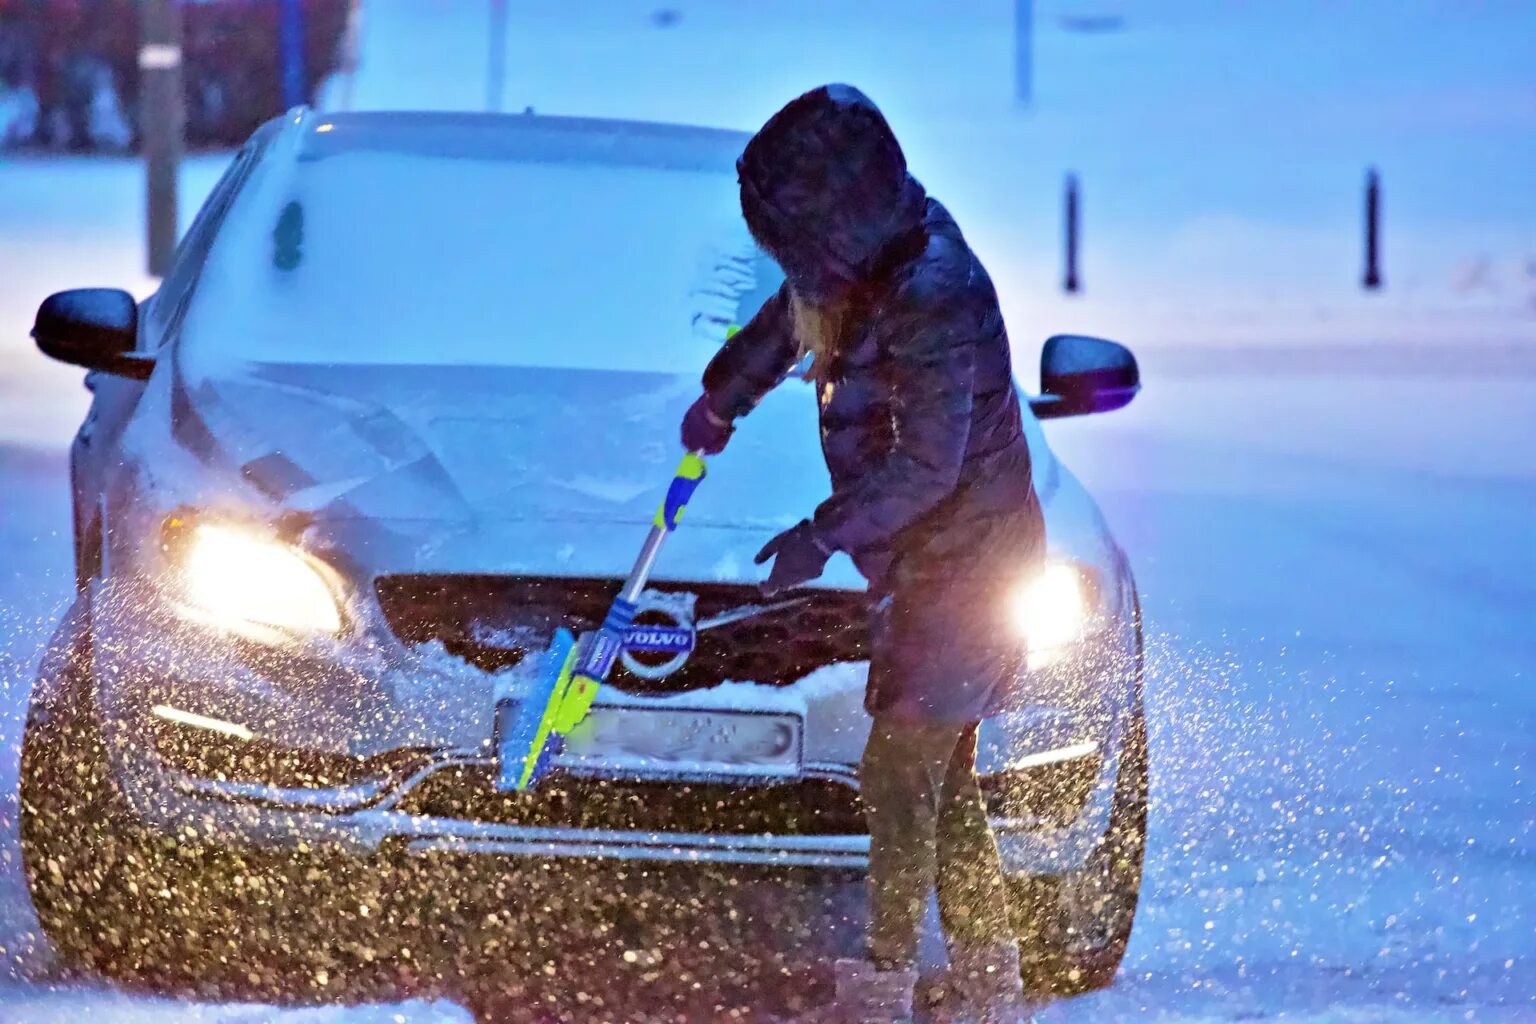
[
  {"x1": 33, "y1": 288, "x2": 153, "y2": 381},
  {"x1": 1028, "y1": 334, "x2": 1139, "y2": 419}
]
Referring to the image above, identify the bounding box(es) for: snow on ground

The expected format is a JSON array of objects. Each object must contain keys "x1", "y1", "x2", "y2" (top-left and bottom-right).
[
  {"x1": 1036, "y1": 375, "x2": 1536, "y2": 1023},
  {"x1": 0, "y1": 2, "x2": 1533, "y2": 1020},
  {"x1": 0, "y1": 987, "x2": 465, "y2": 1024}
]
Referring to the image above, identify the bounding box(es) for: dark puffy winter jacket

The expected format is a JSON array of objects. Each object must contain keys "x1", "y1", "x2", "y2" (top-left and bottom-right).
[{"x1": 701, "y1": 84, "x2": 1044, "y2": 722}]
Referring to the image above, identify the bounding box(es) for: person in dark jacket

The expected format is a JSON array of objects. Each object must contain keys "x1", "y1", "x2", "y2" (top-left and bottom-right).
[{"x1": 680, "y1": 84, "x2": 1043, "y2": 1023}]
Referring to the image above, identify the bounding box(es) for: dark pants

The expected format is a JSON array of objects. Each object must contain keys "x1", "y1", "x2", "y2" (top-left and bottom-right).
[{"x1": 861, "y1": 717, "x2": 1015, "y2": 969}]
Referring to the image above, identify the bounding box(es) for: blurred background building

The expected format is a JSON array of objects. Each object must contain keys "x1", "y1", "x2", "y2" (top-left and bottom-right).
[{"x1": 0, "y1": 0, "x2": 353, "y2": 150}]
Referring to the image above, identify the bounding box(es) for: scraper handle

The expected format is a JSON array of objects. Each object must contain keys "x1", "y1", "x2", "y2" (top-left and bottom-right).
[
  {"x1": 619, "y1": 452, "x2": 706, "y2": 604},
  {"x1": 655, "y1": 451, "x2": 707, "y2": 532}
]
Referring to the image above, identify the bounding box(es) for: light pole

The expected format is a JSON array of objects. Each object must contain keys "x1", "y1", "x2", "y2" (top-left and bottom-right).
[
  {"x1": 1014, "y1": 0, "x2": 1033, "y2": 106},
  {"x1": 487, "y1": 0, "x2": 509, "y2": 112},
  {"x1": 279, "y1": 0, "x2": 308, "y2": 109},
  {"x1": 140, "y1": 0, "x2": 184, "y2": 277}
]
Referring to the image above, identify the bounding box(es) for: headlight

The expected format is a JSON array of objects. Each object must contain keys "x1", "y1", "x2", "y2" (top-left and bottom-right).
[
  {"x1": 174, "y1": 523, "x2": 343, "y2": 637},
  {"x1": 1009, "y1": 561, "x2": 1099, "y2": 670}
]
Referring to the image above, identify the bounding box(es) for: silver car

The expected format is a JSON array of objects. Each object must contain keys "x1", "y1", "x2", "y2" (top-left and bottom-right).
[{"x1": 23, "y1": 109, "x2": 1147, "y2": 994}]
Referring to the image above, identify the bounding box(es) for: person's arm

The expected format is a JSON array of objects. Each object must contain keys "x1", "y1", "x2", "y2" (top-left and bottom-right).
[
  {"x1": 810, "y1": 290, "x2": 976, "y2": 554},
  {"x1": 700, "y1": 282, "x2": 799, "y2": 420}
]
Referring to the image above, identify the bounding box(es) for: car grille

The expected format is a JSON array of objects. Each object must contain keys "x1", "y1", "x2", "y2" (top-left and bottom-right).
[
  {"x1": 396, "y1": 764, "x2": 867, "y2": 836},
  {"x1": 395, "y1": 755, "x2": 1100, "y2": 838},
  {"x1": 374, "y1": 574, "x2": 869, "y2": 693}
]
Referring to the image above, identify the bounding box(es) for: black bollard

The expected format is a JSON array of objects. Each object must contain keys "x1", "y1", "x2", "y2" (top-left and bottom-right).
[
  {"x1": 1363, "y1": 167, "x2": 1382, "y2": 291},
  {"x1": 1064, "y1": 173, "x2": 1081, "y2": 294}
]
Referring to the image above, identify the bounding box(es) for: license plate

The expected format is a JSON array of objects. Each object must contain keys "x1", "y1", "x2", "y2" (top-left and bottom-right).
[{"x1": 557, "y1": 704, "x2": 802, "y2": 779}]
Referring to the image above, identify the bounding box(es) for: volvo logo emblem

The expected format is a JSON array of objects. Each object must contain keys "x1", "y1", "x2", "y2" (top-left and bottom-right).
[
  {"x1": 617, "y1": 590, "x2": 815, "y2": 682},
  {"x1": 620, "y1": 589, "x2": 698, "y2": 681}
]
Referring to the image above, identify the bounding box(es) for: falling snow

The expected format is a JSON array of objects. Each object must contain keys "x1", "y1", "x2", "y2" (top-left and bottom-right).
[{"x1": 1, "y1": 2, "x2": 1533, "y2": 1022}]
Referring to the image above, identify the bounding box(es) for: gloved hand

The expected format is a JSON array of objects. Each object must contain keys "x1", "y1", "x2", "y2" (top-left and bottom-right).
[
  {"x1": 754, "y1": 519, "x2": 833, "y2": 597},
  {"x1": 680, "y1": 393, "x2": 734, "y2": 455}
]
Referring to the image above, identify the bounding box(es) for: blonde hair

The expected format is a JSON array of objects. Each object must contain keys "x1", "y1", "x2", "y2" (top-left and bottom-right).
[{"x1": 789, "y1": 288, "x2": 850, "y2": 382}]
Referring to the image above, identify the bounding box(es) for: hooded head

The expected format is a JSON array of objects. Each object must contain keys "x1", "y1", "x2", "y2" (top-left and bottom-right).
[{"x1": 738, "y1": 84, "x2": 927, "y2": 306}]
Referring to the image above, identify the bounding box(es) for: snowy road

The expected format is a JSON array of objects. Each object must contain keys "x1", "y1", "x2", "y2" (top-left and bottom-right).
[
  {"x1": 1, "y1": 359, "x2": 1532, "y2": 1022},
  {"x1": 1043, "y1": 370, "x2": 1536, "y2": 1023}
]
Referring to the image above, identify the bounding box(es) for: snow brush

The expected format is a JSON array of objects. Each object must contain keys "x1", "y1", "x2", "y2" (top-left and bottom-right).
[{"x1": 495, "y1": 451, "x2": 707, "y2": 791}]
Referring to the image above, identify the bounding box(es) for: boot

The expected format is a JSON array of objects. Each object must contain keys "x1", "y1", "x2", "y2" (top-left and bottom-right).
[
  {"x1": 778, "y1": 959, "x2": 919, "y2": 1024},
  {"x1": 935, "y1": 943, "x2": 1032, "y2": 1024}
]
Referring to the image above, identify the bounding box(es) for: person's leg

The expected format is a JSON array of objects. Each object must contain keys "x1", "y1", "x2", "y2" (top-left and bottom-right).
[
  {"x1": 860, "y1": 715, "x2": 963, "y2": 969},
  {"x1": 813, "y1": 716, "x2": 965, "y2": 1023},
  {"x1": 935, "y1": 723, "x2": 1027, "y2": 1018},
  {"x1": 934, "y1": 723, "x2": 1014, "y2": 950}
]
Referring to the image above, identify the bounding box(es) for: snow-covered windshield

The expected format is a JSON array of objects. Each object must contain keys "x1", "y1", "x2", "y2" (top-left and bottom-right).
[{"x1": 178, "y1": 115, "x2": 777, "y2": 377}]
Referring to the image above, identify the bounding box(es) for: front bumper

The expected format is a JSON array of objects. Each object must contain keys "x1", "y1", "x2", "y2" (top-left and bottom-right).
[{"x1": 87, "y1": 581, "x2": 1139, "y2": 876}]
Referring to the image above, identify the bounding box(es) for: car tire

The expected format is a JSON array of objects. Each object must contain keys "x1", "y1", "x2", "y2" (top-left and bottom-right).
[
  {"x1": 20, "y1": 596, "x2": 179, "y2": 978},
  {"x1": 1007, "y1": 603, "x2": 1149, "y2": 994},
  {"x1": 20, "y1": 598, "x2": 415, "y2": 998}
]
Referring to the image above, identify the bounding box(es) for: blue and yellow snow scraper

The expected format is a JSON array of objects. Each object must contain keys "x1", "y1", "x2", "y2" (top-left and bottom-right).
[{"x1": 495, "y1": 451, "x2": 707, "y2": 791}]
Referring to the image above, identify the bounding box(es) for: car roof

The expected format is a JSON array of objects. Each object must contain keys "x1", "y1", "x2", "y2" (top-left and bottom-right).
[{"x1": 293, "y1": 110, "x2": 751, "y2": 175}]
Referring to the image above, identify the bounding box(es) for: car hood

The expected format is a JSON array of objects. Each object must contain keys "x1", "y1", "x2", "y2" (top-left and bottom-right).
[{"x1": 173, "y1": 361, "x2": 860, "y2": 582}]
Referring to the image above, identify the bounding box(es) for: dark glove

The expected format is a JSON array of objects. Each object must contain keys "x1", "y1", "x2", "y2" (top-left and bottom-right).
[
  {"x1": 680, "y1": 393, "x2": 734, "y2": 455},
  {"x1": 754, "y1": 519, "x2": 834, "y2": 597}
]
